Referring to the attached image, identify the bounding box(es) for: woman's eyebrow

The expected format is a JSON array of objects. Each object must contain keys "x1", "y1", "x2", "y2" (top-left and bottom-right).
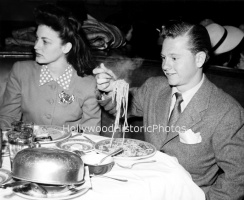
[{"x1": 40, "y1": 36, "x2": 52, "y2": 41}]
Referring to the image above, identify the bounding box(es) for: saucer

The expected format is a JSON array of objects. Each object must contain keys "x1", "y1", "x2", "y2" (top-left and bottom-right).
[{"x1": 0, "y1": 169, "x2": 12, "y2": 185}]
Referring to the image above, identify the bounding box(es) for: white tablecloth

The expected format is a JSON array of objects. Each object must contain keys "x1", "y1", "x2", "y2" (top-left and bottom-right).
[{"x1": 0, "y1": 133, "x2": 205, "y2": 200}]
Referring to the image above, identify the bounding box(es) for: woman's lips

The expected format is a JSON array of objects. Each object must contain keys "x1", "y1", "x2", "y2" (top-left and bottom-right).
[
  {"x1": 165, "y1": 72, "x2": 176, "y2": 76},
  {"x1": 35, "y1": 52, "x2": 42, "y2": 57}
]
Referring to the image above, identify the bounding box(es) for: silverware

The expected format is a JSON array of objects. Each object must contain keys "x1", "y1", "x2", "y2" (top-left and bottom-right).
[
  {"x1": 30, "y1": 182, "x2": 48, "y2": 195},
  {"x1": 69, "y1": 131, "x2": 83, "y2": 139},
  {"x1": 68, "y1": 185, "x2": 79, "y2": 193},
  {"x1": 83, "y1": 136, "x2": 96, "y2": 144},
  {"x1": 90, "y1": 175, "x2": 128, "y2": 182},
  {"x1": 69, "y1": 187, "x2": 90, "y2": 195},
  {"x1": 73, "y1": 150, "x2": 85, "y2": 157},
  {"x1": 1, "y1": 181, "x2": 48, "y2": 195},
  {"x1": 0, "y1": 180, "x2": 31, "y2": 188},
  {"x1": 98, "y1": 147, "x2": 123, "y2": 165},
  {"x1": 116, "y1": 160, "x2": 157, "y2": 169}
]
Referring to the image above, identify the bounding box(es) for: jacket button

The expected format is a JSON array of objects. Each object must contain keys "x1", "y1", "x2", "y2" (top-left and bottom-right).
[
  {"x1": 49, "y1": 99, "x2": 54, "y2": 104},
  {"x1": 46, "y1": 114, "x2": 51, "y2": 119},
  {"x1": 49, "y1": 84, "x2": 56, "y2": 90}
]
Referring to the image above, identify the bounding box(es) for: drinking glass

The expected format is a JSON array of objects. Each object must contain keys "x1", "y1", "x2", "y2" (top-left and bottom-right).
[
  {"x1": 7, "y1": 129, "x2": 34, "y2": 168},
  {"x1": 11, "y1": 121, "x2": 23, "y2": 132},
  {"x1": 21, "y1": 122, "x2": 34, "y2": 135}
]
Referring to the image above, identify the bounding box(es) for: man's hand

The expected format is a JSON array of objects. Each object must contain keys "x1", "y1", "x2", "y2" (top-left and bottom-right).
[{"x1": 93, "y1": 63, "x2": 117, "y2": 93}]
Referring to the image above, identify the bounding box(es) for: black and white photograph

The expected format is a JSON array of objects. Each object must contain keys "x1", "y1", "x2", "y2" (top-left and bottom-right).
[{"x1": 0, "y1": 0, "x2": 244, "y2": 200}]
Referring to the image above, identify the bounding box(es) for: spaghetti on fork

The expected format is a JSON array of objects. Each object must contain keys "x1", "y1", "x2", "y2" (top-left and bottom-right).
[{"x1": 110, "y1": 79, "x2": 129, "y2": 146}]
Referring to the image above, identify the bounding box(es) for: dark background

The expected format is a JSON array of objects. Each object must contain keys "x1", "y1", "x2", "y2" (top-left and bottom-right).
[
  {"x1": 1, "y1": 0, "x2": 243, "y2": 23},
  {"x1": 0, "y1": 0, "x2": 244, "y2": 59}
]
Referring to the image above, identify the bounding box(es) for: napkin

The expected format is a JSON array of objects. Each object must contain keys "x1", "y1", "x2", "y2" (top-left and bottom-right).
[{"x1": 179, "y1": 129, "x2": 202, "y2": 144}]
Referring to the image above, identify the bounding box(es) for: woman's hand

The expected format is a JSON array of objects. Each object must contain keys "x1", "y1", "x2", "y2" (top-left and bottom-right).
[{"x1": 93, "y1": 63, "x2": 117, "y2": 93}]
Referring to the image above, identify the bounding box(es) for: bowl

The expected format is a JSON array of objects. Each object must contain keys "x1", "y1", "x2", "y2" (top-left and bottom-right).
[
  {"x1": 82, "y1": 153, "x2": 114, "y2": 175},
  {"x1": 12, "y1": 147, "x2": 84, "y2": 185}
]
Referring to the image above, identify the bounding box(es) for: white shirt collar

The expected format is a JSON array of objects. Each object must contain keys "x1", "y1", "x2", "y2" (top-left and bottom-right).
[{"x1": 170, "y1": 74, "x2": 205, "y2": 113}]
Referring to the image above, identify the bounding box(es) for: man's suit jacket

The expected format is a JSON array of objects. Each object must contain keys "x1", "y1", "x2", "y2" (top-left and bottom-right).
[{"x1": 129, "y1": 76, "x2": 244, "y2": 200}]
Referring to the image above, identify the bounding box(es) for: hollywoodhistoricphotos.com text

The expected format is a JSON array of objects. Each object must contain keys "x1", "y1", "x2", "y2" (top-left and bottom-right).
[{"x1": 63, "y1": 124, "x2": 187, "y2": 133}]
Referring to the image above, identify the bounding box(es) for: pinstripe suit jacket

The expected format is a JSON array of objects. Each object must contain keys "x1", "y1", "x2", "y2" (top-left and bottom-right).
[{"x1": 130, "y1": 76, "x2": 244, "y2": 200}]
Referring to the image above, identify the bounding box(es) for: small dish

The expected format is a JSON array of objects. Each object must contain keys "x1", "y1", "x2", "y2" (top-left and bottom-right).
[
  {"x1": 0, "y1": 168, "x2": 12, "y2": 185},
  {"x1": 82, "y1": 153, "x2": 114, "y2": 175},
  {"x1": 56, "y1": 139, "x2": 94, "y2": 153},
  {"x1": 33, "y1": 125, "x2": 71, "y2": 144}
]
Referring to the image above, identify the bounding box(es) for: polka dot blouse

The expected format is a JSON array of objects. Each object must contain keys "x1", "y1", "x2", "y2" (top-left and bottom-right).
[{"x1": 39, "y1": 65, "x2": 73, "y2": 90}]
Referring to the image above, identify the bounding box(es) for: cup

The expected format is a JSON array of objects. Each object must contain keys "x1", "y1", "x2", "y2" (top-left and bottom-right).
[
  {"x1": 11, "y1": 121, "x2": 34, "y2": 133},
  {"x1": 7, "y1": 130, "x2": 34, "y2": 168},
  {"x1": 21, "y1": 122, "x2": 34, "y2": 135},
  {"x1": 11, "y1": 121, "x2": 23, "y2": 132}
]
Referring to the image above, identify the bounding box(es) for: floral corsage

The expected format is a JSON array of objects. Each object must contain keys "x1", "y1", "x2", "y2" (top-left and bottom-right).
[{"x1": 58, "y1": 91, "x2": 75, "y2": 104}]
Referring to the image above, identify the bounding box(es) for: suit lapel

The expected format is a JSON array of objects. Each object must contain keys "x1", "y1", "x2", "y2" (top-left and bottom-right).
[
  {"x1": 161, "y1": 77, "x2": 213, "y2": 148},
  {"x1": 155, "y1": 86, "x2": 172, "y2": 128}
]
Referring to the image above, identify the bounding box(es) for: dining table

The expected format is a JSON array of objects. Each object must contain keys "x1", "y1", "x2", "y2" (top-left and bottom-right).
[{"x1": 0, "y1": 130, "x2": 205, "y2": 200}]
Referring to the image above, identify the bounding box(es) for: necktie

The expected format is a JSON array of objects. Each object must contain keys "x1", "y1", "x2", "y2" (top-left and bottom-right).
[{"x1": 168, "y1": 92, "x2": 183, "y2": 127}]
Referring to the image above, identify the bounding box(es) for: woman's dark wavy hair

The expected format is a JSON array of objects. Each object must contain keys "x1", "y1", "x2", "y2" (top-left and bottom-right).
[
  {"x1": 164, "y1": 20, "x2": 212, "y2": 63},
  {"x1": 34, "y1": 3, "x2": 93, "y2": 77}
]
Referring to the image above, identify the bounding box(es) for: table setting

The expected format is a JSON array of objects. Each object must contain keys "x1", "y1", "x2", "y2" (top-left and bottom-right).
[{"x1": 0, "y1": 122, "x2": 205, "y2": 200}]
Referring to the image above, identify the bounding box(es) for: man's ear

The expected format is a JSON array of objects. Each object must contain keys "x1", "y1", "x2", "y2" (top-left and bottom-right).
[
  {"x1": 62, "y1": 42, "x2": 72, "y2": 54},
  {"x1": 195, "y1": 51, "x2": 206, "y2": 68}
]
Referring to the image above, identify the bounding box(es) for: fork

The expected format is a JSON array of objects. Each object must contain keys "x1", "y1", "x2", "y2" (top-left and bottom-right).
[
  {"x1": 83, "y1": 135, "x2": 96, "y2": 144},
  {"x1": 116, "y1": 160, "x2": 156, "y2": 169},
  {"x1": 68, "y1": 185, "x2": 79, "y2": 193},
  {"x1": 90, "y1": 174, "x2": 128, "y2": 182}
]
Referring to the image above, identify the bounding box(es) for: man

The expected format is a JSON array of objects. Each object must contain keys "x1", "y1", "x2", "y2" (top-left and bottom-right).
[{"x1": 93, "y1": 20, "x2": 244, "y2": 200}]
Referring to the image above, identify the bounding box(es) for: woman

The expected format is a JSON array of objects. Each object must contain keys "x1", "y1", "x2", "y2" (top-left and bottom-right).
[{"x1": 0, "y1": 4, "x2": 101, "y2": 133}]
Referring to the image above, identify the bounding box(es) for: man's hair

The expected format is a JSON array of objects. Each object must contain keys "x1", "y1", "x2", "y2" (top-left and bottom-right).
[{"x1": 164, "y1": 20, "x2": 212, "y2": 63}]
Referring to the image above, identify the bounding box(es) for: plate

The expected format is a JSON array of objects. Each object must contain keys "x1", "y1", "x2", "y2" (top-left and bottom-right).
[
  {"x1": 13, "y1": 167, "x2": 91, "y2": 200},
  {"x1": 95, "y1": 138, "x2": 156, "y2": 160},
  {"x1": 56, "y1": 139, "x2": 94, "y2": 153},
  {"x1": 13, "y1": 185, "x2": 89, "y2": 200},
  {"x1": 0, "y1": 168, "x2": 12, "y2": 185},
  {"x1": 33, "y1": 125, "x2": 71, "y2": 144}
]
